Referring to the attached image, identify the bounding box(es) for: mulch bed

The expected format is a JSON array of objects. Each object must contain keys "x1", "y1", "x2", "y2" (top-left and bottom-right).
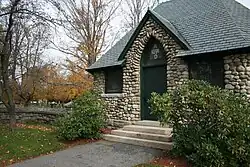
[
  {"x1": 100, "y1": 128, "x2": 112, "y2": 134},
  {"x1": 63, "y1": 127, "x2": 113, "y2": 147},
  {"x1": 151, "y1": 156, "x2": 190, "y2": 167},
  {"x1": 61, "y1": 138, "x2": 100, "y2": 148}
]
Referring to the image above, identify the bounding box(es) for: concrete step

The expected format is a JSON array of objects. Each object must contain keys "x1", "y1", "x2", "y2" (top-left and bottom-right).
[
  {"x1": 123, "y1": 125, "x2": 172, "y2": 135},
  {"x1": 103, "y1": 134, "x2": 173, "y2": 150},
  {"x1": 134, "y1": 120, "x2": 169, "y2": 127},
  {"x1": 111, "y1": 129, "x2": 172, "y2": 142}
]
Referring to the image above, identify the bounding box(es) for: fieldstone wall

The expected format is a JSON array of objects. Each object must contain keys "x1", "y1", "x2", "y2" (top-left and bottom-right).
[
  {"x1": 93, "y1": 18, "x2": 189, "y2": 127},
  {"x1": 224, "y1": 53, "x2": 250, "y2": 97},
  {"x1": 93, "y1": 72, "x2": 105, "y2": 92},
  {"x1": 0, "y1": 108, "x2": 66, "y2": 124}
]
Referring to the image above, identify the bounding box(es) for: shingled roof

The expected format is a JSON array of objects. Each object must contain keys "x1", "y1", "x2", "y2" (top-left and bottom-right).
[{"x1": 88, "y1": 0, "x2": 250, "y2": 71}]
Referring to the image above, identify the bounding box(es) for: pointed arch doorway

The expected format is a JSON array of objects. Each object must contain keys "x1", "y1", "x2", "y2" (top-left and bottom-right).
[{"x1": 141, "y1": 37, "x2": 167, "y2": 120}]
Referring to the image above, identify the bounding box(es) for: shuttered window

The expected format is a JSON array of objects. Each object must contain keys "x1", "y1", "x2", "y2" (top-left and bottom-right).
[{"x1": 105, "y1": 68, "x2": 123, "y2": 93}]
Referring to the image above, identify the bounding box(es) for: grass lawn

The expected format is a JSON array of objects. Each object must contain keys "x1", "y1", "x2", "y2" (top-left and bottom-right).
[{"x1": 0, "y1": 123, "x2": 65, "y2": 166}]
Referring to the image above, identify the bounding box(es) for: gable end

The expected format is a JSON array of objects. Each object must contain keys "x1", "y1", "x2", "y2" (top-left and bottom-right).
[{"x1": 117, "y1": 10, "x2": 191, "y2": 61}]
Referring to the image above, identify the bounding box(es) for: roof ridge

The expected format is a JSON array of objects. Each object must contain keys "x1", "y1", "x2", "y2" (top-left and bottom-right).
[{"x1": 217, "y1": 0, "x2": 248, "y2": 42}]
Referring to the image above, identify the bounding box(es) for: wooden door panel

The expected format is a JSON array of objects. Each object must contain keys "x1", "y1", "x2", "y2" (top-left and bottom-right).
[{"x1": 142, "y1": 66, "x2": 167, "y2": 120}]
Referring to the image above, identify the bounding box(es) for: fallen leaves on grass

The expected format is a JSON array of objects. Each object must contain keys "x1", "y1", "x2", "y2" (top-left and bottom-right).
[
  {"x1": 0, "y1": 124, "x2": 62, "y2": 166},
  {"x1": 16, "y1": 124, "x2": 54, "y2": 132}
]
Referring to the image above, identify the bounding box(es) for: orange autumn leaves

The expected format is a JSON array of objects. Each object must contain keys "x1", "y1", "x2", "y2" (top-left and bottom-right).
[
  {"x1": 39, "y1": 65, "x2": 93, "y2": 103},
  {"x1": 12, "y1": 64, "x2": 93, "y2": 104}
]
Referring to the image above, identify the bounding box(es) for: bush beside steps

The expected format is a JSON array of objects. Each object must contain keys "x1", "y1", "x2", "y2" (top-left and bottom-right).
[{"x1": 149, "y1": 80, "x2": 250, "y2": 167}]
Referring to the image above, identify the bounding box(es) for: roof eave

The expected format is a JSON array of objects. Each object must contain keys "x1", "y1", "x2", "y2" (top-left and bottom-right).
[
  {"x1": 86, "y1": 60, "x2": 125, "y2": 73},
  {"x1": 177, "y1": 46, "x2": 250, "y2": 58}
]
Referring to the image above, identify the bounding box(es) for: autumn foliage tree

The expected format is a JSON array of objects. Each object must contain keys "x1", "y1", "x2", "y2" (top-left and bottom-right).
[
  {"x1": 65, "y1": 60, "x2": 93, "y2": 101},
  {"x1": 12, "y1": 66, "x2": 46, "y2": 106},
  {"x1": 37, "y1": 64, "x2": 92, "y2": 103}
]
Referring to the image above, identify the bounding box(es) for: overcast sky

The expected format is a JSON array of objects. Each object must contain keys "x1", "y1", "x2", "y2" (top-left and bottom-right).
[
  {"x1": 44, "y1": 0, "x2": 250, "y2": 64},
  {"x1": 237, "y1": 0, "x2": 250, "y2": 8}
]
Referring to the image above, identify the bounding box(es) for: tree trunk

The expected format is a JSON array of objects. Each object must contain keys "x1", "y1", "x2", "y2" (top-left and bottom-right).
[
  {"x1": 7, "y1": 104, "x2": 16, "y2": 131},
  {"x1": 0, "y1": 0, "x2": 20, "y2": 131},
  {"x1": 2, "y1": 71, "x2": 17, "y2": 131},
  {"x1": 24, "y1": 100, "x2": 29, "y2": 107}
]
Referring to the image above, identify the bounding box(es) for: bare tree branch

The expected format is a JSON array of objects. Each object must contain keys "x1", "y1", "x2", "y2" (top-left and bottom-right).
[
  {"x1": 53, "y1": 0, "x2": 121, "y2": 69},
  {"x1": 121, "y1": 0, "x2": 159, "y2": 29}
]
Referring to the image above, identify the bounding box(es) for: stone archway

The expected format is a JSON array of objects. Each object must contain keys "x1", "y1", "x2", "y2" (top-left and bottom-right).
[
  {"x1": 140, "y1": 37, "x2": 167, "y2": 120},
  {"x1": 121, "y1": 18, "x2": 188, "y2": 121}
]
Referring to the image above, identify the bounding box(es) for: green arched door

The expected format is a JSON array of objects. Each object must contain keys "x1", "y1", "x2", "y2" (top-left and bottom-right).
[{"x1": 141, "y1": 38, "x2": 167, "y2": 120}]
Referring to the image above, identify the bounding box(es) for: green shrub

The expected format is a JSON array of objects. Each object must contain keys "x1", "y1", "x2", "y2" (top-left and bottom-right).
[
  {"x1": 149, "y1": 92, "x2": 172, "y2": 125},
  {"x1": 149, "y1": 80, "x2": 250, "y2": 167},
  {"x1": 56, "y1": 90, "x2": 106, "y2": 140}
]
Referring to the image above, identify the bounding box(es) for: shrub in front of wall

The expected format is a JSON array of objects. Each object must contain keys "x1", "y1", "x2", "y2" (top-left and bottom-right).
[
  {"x1": 56, "y1": 90, "x2": 106, "y2": 141},
  {"x1": 149, "y1": 80, "x2": 250, "y2": 167},
  {"x1": 149, "y1": 92, "x2": 173, "y2": 125}
]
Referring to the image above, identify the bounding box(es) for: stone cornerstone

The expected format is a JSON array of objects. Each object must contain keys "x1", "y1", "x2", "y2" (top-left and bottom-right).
[{"x1": 93, "y1": 18, "x2": 189, "y2": 127}]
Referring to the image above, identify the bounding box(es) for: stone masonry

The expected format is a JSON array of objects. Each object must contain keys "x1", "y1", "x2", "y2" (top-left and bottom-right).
[
  {"x1": 224, "y1": 53, "x2": 250, "y2": 97},
  {"x1": 93, "y1": 18, "x2": 189, "y2": 127},
  {"x1": 0, "y1": 107, "x2": 67, "y2": 123},
  {"x1": 0, "y1": 110, "x2": 62, "y2": 124}
]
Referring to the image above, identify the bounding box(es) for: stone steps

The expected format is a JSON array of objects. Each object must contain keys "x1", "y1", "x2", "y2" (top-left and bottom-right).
[
  {"x1": 103, "y1": 134, "x2": 173, "y2": 150},
  {"x1": 103, "y1": 121, "x2": 173, "y2": 150},
  {"x1": 134, "y1": 120, "x2": 169, "y2": 128},
  {"x1": 123, "y1": 125, "x2": 172, "y2": 135},
  {"x1": 111, "y1": 129, "x2": 172, "y2": 142}
]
